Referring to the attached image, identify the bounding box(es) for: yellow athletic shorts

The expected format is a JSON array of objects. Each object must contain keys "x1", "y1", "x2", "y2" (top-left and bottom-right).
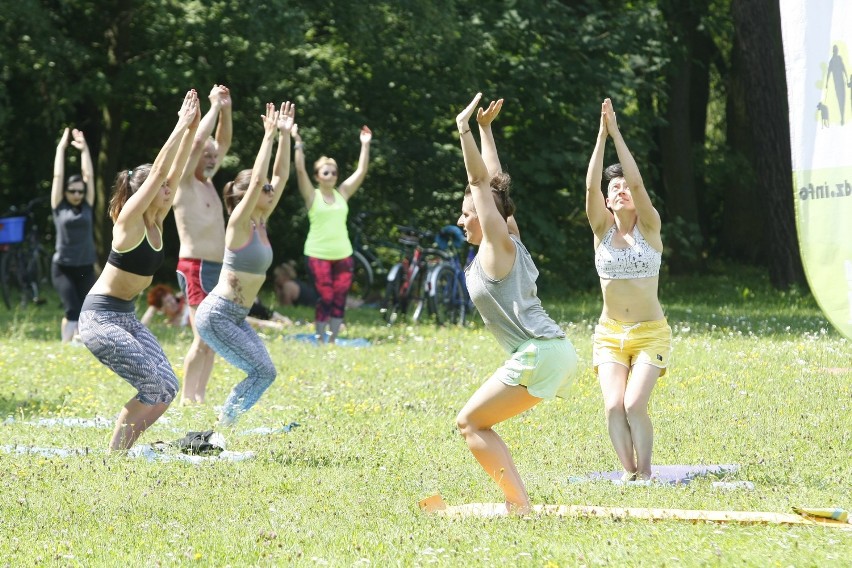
[
  {"x1": 593, "y1": 317, "x2": 671, "y2": 376},
  {"x1": 491, "y1": 337, "x2": 578, "y2": 400}
]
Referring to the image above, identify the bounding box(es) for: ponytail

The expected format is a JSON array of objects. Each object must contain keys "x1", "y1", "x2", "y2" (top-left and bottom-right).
[
  {"x1": 108, "y1": 164, "x2": 152, "y2": 221},
  {"x1": 223, "y1": 169, "x2": 252, "y2": 214}
]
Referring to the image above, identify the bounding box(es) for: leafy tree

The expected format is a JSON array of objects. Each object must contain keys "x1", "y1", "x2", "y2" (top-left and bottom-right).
[{"x1": 0, "y1": 0, "x2": 805, "y2": 294}]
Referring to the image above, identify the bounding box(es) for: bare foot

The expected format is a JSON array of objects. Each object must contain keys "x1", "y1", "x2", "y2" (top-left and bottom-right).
[{"x1": 506, "y1": 501, "x2": 531, "y2": 516}]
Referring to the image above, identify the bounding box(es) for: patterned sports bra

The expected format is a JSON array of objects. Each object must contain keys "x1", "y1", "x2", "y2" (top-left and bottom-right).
[{"x1": 594, "y1": 224, "x2": 661, "y2": 280}]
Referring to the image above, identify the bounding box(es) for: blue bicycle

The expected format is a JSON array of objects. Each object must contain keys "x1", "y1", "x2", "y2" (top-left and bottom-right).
[{"x1": 425, "y1": 225, "x2": 476, "y2": 326}]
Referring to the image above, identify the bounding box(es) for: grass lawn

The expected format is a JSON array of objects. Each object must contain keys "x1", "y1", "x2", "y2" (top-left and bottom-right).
[{"x1": 0, "y1": 267, "x2": 850, "y2": 566}]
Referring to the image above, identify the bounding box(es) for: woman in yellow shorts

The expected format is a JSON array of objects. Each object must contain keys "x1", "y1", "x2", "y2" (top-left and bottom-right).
[{"x1": 585, "y1": 98, "x2": 672, "y2": 481}]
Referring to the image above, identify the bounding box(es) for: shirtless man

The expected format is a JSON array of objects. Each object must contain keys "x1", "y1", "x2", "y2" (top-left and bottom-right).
[{"x1": 173, "y1": 84, "x2": 232, "y2": 404}]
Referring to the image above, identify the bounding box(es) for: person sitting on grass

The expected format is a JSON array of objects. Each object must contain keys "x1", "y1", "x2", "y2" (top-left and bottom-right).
[
  {"x1": 273, "y1": 261, "x2": 319, "y2": 307},
  {"x1": 141, "y1": 284, "x2": 190, "y2": 327},
  {"x1": 452, "y1": 93, "x2": 578, "y2": 514},
  {"x1": 141, "y1": 283, "x2": 290, "y2": 331}
]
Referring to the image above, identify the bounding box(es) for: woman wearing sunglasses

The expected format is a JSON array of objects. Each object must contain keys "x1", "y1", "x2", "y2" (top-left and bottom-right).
[
  {"x1": 195, "y1": 101, "x2": 294, "y2": 427},
  {"x1": 291, "y1": 123, "x2": 372, "y2": 344},
  {"x1": 50, "y1": 127, "x2": 97, "y2": 343}
]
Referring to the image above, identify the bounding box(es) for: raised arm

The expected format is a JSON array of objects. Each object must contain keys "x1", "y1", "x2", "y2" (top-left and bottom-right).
[
  {"x1": 178, "y1": 84, "x2": 227, "y2": 184},
  {"x1": 117, "y1": 90, "x2": 200, "y2": 224},
  {"x1": 456, "y1": 93, "x2": 514, "y2": 276},
  {"x1": 160, "y1": 105, "x2": 202, "y2": 220},
  {"x1": 71, "y1": 129, "x2": 96, "y2": 206},
  {"x1": 212, "y1": 86, "x2": 233, "y2": 174},
  {"x1": 586, "y1": 102, "x2": 614, "y2": 238},
  {"x1": 229, "y1": 103, "x2": 279, "y2": 228},
  {"x1": 51, "y1": 128, "x2": 70, "y2": 209},
  {"x1": 291, "y1": 124, "x2": 315, "y2": 208},
  {"x1": 140, "y1": 305, "x2": 158, "y2": 327},
  {"x1": 477, "y1": 98, "x2": 503, "y2": 176},
  {"x1": 337, "y1": 126, "x2": 372, "y2": 200},
  {"x1": 603, "y1": 98, "x2": 660, "y2": 233},
  {"x1": 267, "y1": 101, "x2": 295, "y2": 212}
]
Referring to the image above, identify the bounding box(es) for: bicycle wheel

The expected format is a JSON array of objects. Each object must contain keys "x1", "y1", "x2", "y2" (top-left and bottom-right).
[
  {"x1": 24, "y1": 248, "x2": 45, "y2": 304},
  {"x1": 408, "y1": 264, "x2": 428, "y2": 323},
  {"x1": 349, "y1": 251, "x2": 373, "y2": 303},
  {"x1": 428, "y1": 263, "x2": 464, "y2": 325},
  {"x1": 1, "y1": 249, "x2": 23, "y2": 309},
  {"x1": 382, "y1": 263, "x2": 405, "y2": 324}
]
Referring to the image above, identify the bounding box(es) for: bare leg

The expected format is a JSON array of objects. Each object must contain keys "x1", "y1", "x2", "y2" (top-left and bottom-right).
[
  {"x1": 624, "y1": 364, "x2": 660, "y2": 479},
  {"x1": 315, "y1": 320, "x2": 328, "y2": 345},
  {"x1": 599, "y1": 362, "x2": 637, "y2": 476},
  {"x1": 456, "y1": 375, "x2": 542, "y2": 512},
  {"x1": 181, "y1": 306, "x2": 216, "y2": 403},
  {"x1": 61, "y1": 317, "x2": 77, "y2": 343},
  {"x1": 109, "y1": 399, "x2": 170, "y2": 451},
  {"x1": 328, "y1": 317, "x2": 344, "y2": 344}
]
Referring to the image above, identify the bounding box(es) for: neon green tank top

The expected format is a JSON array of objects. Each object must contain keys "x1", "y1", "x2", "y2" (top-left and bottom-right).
[{"x1": 304, "y1": 189, "x2": 353, "y2": 260}]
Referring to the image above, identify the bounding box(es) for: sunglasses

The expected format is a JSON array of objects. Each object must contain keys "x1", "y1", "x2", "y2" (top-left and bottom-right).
[
  {"x1": 262, "y1": 184, "x2": 274, "y2": 194},
  {"x1": 66, "y1": 189, "x2": 85, "y2": 195}
]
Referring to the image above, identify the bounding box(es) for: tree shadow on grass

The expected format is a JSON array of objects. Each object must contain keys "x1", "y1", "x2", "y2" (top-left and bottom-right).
[{"x1": 0, "y1": 395, "x2": 66, "y2": 419}]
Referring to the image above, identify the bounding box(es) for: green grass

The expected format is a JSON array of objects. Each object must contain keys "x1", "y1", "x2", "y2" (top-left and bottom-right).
[{"x1": 0, "y1": 267, "x2": 850, "y2": 566}]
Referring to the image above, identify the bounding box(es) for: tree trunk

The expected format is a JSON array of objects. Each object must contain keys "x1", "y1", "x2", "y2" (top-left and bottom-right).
[
  {"x1": 657, "y1": 0, "x2": 710, "y2": 272},
  {"x1": 731, "y1": 0, "x2": 805, "y2": 288},
  {"x1": 722, "y1": 32, "x2": 766, "y2": 263},
  {"x1": 94, "y1": 4, "x2": 132, "y2": 263}
]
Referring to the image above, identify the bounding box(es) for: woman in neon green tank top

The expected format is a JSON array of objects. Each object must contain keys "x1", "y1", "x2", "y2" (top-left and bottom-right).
[{"x1": 291, "y1": 123, "x2": 372, "y2": 344}]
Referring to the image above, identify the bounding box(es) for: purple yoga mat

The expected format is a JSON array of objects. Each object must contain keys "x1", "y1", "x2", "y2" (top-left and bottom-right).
[{"x1": 585, "y1": 464, "x2": 740, "y2": 484}]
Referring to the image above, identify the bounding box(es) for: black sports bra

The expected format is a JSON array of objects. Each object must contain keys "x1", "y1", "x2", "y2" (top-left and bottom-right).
[{"x1": 106, "y1": 225, "x2": 164, "y2": 277}]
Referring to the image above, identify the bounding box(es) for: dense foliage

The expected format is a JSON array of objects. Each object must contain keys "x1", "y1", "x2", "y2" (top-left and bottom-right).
[{"x1": 0, "y1": 0, "x2": 803, "y2": 290}]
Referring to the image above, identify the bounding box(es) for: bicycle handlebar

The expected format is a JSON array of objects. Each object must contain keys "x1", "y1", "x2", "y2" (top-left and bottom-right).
[{"x1": 2, "y1": 196, "x2": 46, "y2": 217}]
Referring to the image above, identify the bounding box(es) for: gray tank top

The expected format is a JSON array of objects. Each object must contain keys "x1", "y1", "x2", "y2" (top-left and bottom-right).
[
  {"x1": 52, "y1": 200, "x2": 96, "y2": 266},
  {"x1": 223, "y1": 225, "x2": 273, "y2": 275},
  {"x1": 465, "y1": 235, "x2": 564, "y2": 353}
]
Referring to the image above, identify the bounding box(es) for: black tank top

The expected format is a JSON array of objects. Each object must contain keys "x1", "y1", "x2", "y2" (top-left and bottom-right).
[{"x1": 106, "y1": 225, "x2": 164, "y2": 277}]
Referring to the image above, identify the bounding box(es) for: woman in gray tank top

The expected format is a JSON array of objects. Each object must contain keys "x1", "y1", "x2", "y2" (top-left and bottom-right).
[
  {"x1": 50, "y1": 127, "x2": 97, "y2": 343},
  {"x1": 453, "y1": 94, "x2": 578, "y2": 515}
]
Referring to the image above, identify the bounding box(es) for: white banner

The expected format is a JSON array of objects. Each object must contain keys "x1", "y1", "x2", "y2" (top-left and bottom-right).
[{"x1": 780, "y1": 0, "x2": 852, "y2": 339}]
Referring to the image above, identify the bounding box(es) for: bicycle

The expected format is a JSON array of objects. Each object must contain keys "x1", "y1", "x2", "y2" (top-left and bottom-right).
[
  {"x1": 381, "y1": 225, "x2": 442, "y2": 325},
  {"x1": 426, "y1": 225, "x2": 477, "y2": 326},
  {"x1": 348, "y1": 211, "x2": 387, "y2": 304},
  {"x1": 0, "y1": 197, "x2": 49, "y2": 309}
]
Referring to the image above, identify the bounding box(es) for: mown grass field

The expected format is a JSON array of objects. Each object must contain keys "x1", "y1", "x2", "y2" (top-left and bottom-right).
[{"x1": 0, "y1": 267, "x2": 850, "y2": 566}]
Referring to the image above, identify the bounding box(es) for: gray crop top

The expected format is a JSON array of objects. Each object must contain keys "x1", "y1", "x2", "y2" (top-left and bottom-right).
[
  {"x1": 223, "y1": 224, "x2": 273, "y2": 275},
  {"x1": 465, "y1": 236, "x2": 565, "y2": 353},
  {"x1": 594, "y1": 224, "x2": 661, "y2": 279}
]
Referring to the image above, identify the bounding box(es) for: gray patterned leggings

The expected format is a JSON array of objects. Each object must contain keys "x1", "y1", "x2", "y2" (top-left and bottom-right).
[
  {"x1": 79, "y1": 295, "x2": 178, "y2": 405},
  {"x1": 195, "y1": 293, "x2": 277, "y2": 423}
]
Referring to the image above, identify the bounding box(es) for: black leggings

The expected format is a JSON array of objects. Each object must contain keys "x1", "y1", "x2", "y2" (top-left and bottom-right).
[{"x1": 51, "y1": 262, "x2": 96, "y2": 321}]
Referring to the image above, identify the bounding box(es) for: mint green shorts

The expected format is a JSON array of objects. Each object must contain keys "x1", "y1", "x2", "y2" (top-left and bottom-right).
[{"x1": 491, "y1": 337, "x2": 578, "y2": 400}]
